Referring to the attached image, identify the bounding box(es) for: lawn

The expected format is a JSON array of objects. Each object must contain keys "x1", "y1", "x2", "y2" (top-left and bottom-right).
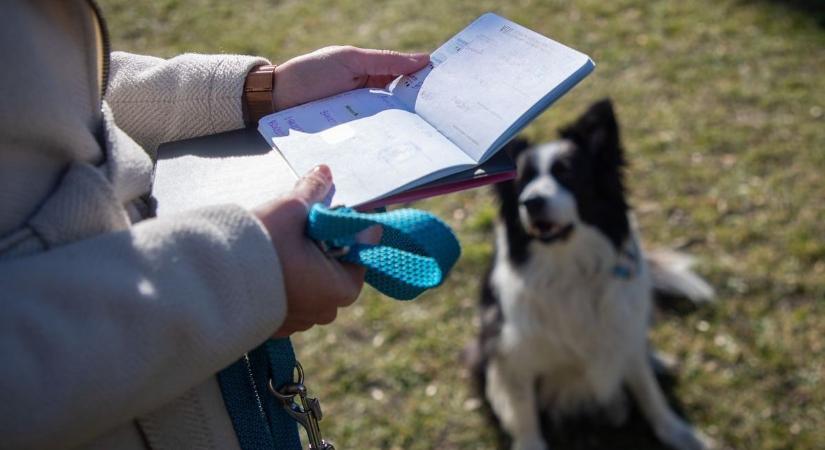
[{"x1": 100, "y1": 0, "x2": 825, "y2": 448}]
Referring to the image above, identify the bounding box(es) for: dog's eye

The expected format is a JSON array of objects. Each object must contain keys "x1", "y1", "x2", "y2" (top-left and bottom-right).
[{"x1": 520, "y1": 164, "x2": 538, "y2": 183}]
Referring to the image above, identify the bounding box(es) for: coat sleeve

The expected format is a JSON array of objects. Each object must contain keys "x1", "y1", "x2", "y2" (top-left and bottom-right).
[
  {"x1": 0, "y1": 204, "x2": 288, "y2": 449},
  {"x1": 105, "y1": 52, "x2": 270, "y2": 155}
]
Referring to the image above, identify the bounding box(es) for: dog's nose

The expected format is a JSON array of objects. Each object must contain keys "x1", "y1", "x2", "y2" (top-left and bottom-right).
[{"x1": 522, "y1": 196, "x2": 546, "y2": 215}]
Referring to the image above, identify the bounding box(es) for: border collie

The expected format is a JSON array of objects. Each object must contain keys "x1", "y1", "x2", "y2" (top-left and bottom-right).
[{"x1": 471, "y1": 99, "x2": 714, "y2": 450}]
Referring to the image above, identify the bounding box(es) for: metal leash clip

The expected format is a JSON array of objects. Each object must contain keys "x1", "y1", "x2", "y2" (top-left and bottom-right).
[
  {"x1": 316, "y1": 240, "x2": 350, "y2": 258},
  {"x1": 268, "y1": 362, "x2": 335, "y2": 450}
]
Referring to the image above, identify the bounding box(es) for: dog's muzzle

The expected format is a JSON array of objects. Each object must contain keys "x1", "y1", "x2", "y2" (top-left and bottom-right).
[{"x1": 520, "y1": 196, "x2": 574, "y2": 242}]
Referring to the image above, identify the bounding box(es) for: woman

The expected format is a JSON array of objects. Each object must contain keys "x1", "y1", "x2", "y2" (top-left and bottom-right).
[{"x1": 0, "y1": 1, "x2": 428, "y2": 448}]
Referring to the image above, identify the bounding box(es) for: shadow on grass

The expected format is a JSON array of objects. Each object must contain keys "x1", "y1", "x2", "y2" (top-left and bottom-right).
[
  {"x1": 540, "y1": 370, "x2": 690, "y2": 450},
  {"x1": 751, "y1": 0, "x2": 825, "y2": 27},
  {"x1": 479, "y1": 368, "x2": 695, "y2": 450}
]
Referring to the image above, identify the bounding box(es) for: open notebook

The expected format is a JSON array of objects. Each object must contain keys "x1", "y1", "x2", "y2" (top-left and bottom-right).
[
  {"x1": 153, "y1": 13, "x2": 593, "y2": 215},
  {"x1": 258, "y1": 13, "x2": 593, "y2": 207}
]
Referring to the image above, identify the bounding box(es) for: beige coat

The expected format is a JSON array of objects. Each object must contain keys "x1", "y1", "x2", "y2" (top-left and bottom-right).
[{"x1": 0, "y1": 1, "x2": 289, "y2": 448}]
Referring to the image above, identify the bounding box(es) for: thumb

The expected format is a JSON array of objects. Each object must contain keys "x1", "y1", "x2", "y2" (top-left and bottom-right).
[
  {"x1": 292, "y1": 165, "x2": 333, "y2": 205},
  {"x1": 355, "y1": 48, "x2": 430, "y2": 75}
]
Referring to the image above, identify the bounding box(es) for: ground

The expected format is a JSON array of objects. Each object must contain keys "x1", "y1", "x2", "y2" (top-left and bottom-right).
[{"x1": 100, "y1": 0, "x2": 824, "y2": 448}]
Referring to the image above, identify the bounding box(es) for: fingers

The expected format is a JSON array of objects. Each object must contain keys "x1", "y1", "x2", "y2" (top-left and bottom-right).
[
  {"x1": 292, "y1": 165, "x2": 333, "y2": 205},
  {"x1": 273, "y1": 320, "x2": 315, "y2": 338},
  {"x1": 353, "y1": 48, "x2": 430, "y2": 76},
  {"x1": 325, "y1": 225, "x2": 379, "y2": 307},
  {"x1": 273, "y1": 297, "x2": 343, "y2": 337},
  {"x1": 356, "y1": 224, "x2": 383, "y2": 245},
  {"x1": 334, "y1": 261, "x2": 366, "y2": 306},
  {"x1": 364, "y1": 74, "x2": 400, "y2": 89},
  {"x1": 253, "y1": 165, "x2": 334, "y2": 246}
]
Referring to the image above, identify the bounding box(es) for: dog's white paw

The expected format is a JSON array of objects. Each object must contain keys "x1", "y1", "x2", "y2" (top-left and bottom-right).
[
  {"x1": 650, "y1": 350, "x2": 679, "y2": 377},
  {"x1": 511, "y1": 433, "x2": 549, "y2": 450},
  {"x1": 656, "y1": 420, "x2": 715, "y2": 450}
]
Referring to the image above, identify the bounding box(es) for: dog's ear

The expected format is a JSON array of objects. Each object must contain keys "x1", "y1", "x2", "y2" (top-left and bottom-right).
[
  {"x1": 561, "y1": 99, "x2": 628, "y2": 211},
  {"x1": 559, "y1": 98, "x2": 624, "y2": 167},
  {"x1": 494, "y1": 136, "x2": 530, "y2": 206},
  {"x1": 501, "y1": 136, "x2": 531, "y2": 161},
  {"x1": 492, "y1": 137, "x2": 529, "y2": 216}
]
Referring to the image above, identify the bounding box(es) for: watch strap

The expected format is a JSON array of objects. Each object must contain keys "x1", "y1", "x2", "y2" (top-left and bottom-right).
[{"x1": 243, "y1": 64, "x2": 277, "y2": 126}]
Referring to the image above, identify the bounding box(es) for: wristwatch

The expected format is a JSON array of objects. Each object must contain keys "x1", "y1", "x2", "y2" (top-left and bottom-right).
[{"x1": 243, "y1": 64, "x2": 277, "y2": 126}]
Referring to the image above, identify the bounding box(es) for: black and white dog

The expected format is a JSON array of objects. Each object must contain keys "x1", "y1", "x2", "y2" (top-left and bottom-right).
[{"x1": 472, "y1": 99, "x2": 714, "y2": 450}]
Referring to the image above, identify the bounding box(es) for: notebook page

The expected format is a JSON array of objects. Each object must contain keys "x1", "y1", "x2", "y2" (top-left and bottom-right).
[
  {"x1": 390, "y1": 13, "x2": 592, "y2": 162},
  {"x1": 258, "y1": 88, "x2": 475, "y2": 207}
]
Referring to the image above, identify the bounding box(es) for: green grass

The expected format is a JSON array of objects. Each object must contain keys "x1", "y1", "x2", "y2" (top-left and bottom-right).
[{"x1": 100, "y1": 0, "x2": 825, "y2": 448}]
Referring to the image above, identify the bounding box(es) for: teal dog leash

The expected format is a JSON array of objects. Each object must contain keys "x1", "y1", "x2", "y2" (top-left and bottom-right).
[
  {"x1": 219, "y1": 204, "x2": 461, "y2": 449},
  {"x1": 307, "y1": 205, "x2": 461, "y2": 300}
]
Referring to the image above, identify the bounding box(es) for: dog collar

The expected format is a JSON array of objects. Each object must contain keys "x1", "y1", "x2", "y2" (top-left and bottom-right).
[{"x1": 612, "y1": 238, "x2": 640, "y2": 280}]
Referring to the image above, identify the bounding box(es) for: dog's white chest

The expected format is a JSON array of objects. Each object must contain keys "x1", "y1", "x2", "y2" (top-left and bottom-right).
[
  {"x1": 490, "y1": 225, "x2": 651, "y2": 400},
  {"x1": 493, "y1": 254, "x2": 631, "y2": 355}
]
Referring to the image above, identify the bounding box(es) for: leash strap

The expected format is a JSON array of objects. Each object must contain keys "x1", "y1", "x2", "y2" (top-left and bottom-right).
[
  {"x1": 218, "y1": 339, "x2": 302, "y2": 450},
  {"x1": 307, "y1": 205, "x2": 461, "y2": 300},
  {"x1": 219, "y1": 205, "x2": 460, "y2": 449}
]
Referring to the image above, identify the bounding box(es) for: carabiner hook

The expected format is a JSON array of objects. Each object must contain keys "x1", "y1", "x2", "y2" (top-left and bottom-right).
[{"x1": 268, "y1": 362, "x2": 335, "y2": 450}]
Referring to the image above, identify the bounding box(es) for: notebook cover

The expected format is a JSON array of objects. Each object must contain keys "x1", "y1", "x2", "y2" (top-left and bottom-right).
[{"x1": 153, "y1": 128, "x2": 514, "y2": 215}]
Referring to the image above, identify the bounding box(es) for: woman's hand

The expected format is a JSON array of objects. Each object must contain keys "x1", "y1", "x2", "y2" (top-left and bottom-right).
[
  {"x1": 272, "y1": 46, "x2": 429, "y2": 111},
  {"x1": 254, "y1": 165, "x2": 379, "y2": 337}
]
